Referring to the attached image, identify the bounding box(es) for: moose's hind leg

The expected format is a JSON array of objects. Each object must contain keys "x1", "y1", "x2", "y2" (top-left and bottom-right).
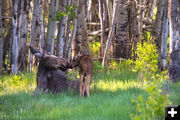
[
  {"x1": 85, "y1": 74, "x2": 92, "y2": 97},
  {"x1": 79, "y1": 74, "x2": 85, "y2": 97}
]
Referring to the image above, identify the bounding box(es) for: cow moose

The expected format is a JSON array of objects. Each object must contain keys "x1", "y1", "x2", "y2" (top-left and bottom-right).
[
  {"x1": 30, "y1": 46, "x2": 73, "y2": 93},
  {"x1": 70, "y1": 53, "x2": 93, "y2": 97}
]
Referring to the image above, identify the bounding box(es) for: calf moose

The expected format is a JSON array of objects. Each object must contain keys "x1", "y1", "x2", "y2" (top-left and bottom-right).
[{"x1": 71, "y1": 53, "x2": 93, "y2": 97}]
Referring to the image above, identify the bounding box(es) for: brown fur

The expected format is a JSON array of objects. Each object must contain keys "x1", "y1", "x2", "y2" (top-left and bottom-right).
[
  {"x1": 71, "y1": 54, "x2": 93, "y2": 97},
  {"x1": 30, "y1": 46, "x2": 70, "y2": 93}
]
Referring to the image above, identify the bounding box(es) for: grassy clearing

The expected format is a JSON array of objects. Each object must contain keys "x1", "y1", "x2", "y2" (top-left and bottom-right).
[{"x1": 0, "y1": 63, "x2": 179, "y2": 120}]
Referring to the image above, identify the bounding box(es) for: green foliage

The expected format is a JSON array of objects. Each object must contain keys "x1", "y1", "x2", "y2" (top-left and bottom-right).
[
  {"x1": 130, "y1": 39, "x2": 172, "y2": 119},
  {"x1": 93, "y1": 60, "x2": 103, "y2": 74},
  {"x1": 53, "y1": 5, "x2": 78, "y2": 21},
  {"x1": 131, "y1": 72, "x2": 171, "y2": 120},
  {"x1": 131, "y1": 41, "x2": 158, "y2": 75},
  {"x1": 89, "y1": 40, "x2": 100, "y2": 58}
]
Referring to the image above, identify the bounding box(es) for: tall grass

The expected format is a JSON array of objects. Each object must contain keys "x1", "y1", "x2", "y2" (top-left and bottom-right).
[{"x1": 0, "y1": 62, "x2": 179, "y2": 120}]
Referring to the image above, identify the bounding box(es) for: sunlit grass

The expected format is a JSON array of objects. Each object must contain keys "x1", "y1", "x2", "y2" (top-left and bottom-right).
[
  {"x1": 0, "y1": 72, "x2": 36, "y2": 95},
  {"x1": 96, "y1": 80, "x2": 144, "y2": 92}
]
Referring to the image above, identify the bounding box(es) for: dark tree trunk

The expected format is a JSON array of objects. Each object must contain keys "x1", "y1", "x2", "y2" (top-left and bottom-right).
[
  {"x1": 160, "y1": 0, "x2": 168, "y2": 71},
  {"x1": 17, "y1": 0, "x2": 28, "y2": 72},
  {"x1": 29, "y1": 0, "x2": 38, "y2": 71},
  {"x1": 168, "y1": 0, "x2": 180, "y2": 82},
  {"x1": 0, "y1": 0, "x2": 3, "y2": 74},
  {"x1": 168, "y1": 49, "x2": 180, "y2": 82},
  {"x1": 112, "y1": 0, "x2": 130, "y2": 59}
]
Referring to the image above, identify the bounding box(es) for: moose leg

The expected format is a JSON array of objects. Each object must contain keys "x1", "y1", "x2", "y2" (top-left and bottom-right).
[
  {"x1": 79, "y1": 73, "x2": 84, "y2": 97},
  {"x1": 85, "y1": 74, "x2": 92, "y2": 97}
]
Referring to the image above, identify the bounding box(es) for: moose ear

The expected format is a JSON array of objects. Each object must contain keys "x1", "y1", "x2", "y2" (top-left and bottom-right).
[{"x1": 29, "y1": 46, "x2": 42, "y2": 58}]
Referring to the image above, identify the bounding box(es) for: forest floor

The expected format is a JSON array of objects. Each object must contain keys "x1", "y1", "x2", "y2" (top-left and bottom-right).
[{"x1": 0, "y1": 62, "x2": 179, "y2": 120}]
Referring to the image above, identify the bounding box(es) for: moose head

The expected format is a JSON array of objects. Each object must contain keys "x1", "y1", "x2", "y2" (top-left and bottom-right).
[
  {"x1": 70, "y1": 53, "x2": 83, "y2": 68},
  {"x1": 29, "y1": 46, "x2": 71, "y2": 71}
]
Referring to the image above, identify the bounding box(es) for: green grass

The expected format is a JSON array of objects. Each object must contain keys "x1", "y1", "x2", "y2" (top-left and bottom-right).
[
  {"x1": 0, "y1": 63, "x2": 179, "y2": 120},
  {"x1": 169, "y1": 82, "x2": 180, "y2": 105}
]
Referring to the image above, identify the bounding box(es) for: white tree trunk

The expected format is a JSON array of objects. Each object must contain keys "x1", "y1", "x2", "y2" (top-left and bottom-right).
[
  {"x1": 0, "y1": 0, "x2": 3, "y2": 74},
  {"x1": 169, "y1": 0, "x2": 180, "y2": 52},
  {"x1": 38, "y1": 0, "x2": 44, "y2": 51},
  {"x1": 57, "y1": 0, "x2": 67, "y2": 57},
  {"x1": 67, "y1": 0, "x2": 78, "y2": 62},
  {"x1": 102, "y1": 0, "x2": 119, "y2": 67},
  {"x1": 11, "y1": 0, "x2": 19, "y2": 74},
  {"x1": 168, "y1": 0, "x2": 180, "y2": 82},
  {"x1": 46, "y1": 0, "x2": 59, "y2": 54},
  {"x1": 153, "y1": 0, "x2": 165, "y2": 49},
  {"x1": 99, "y1": 0, "x2": 105, "y2": 57}
]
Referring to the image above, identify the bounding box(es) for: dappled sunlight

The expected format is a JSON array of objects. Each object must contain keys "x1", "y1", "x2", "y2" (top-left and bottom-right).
[
  {"x1": 0, "y1": 73, "x2": 36, "y2": 95},
  {"x1": 0, "y1": 81, "x2": 36, "y2": 95},
  {"x1": 95, "y1": 79, "x2": 145, "y2": 92}
]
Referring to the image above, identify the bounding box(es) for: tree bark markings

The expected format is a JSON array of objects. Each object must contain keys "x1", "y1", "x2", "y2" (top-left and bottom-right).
[
  {"x1": 56, "y1": 0, "x2": 67, "y2": 58},
  {"x1": 99, "y1": 0, "x2": 105, "y2": 58},
  {"x1": 46, "y1": 0, "x2": 59, "y2": 54},
  {"x1": 168, "y1": 0, "x2": 180, "y2": 82},
  {"x1": 29, "y1": 0, "x2": 38, "y2": 71},
  {"x1": 160, "y1": 0, "x2": 168, "y2": 71},
  {"x1": 102, "y1": 0, "x2": 119, "y2": 67},
  {"x1": 153, "y1": 0, "x2": 164, "y2": 49},
  {"x1": 11, "y1": 0, "x2": 19, "y2": 74}
]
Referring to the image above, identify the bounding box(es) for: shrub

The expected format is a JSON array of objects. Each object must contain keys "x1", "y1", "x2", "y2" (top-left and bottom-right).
[
  {"x1": 131, "y1": 41, "x2": 159, "y2": 76},
  {"x1": 131, "y1": 73, "x2": 171, "y2": 120},
  {"x1": 131, "y1": 41, "x2": 171, "y2": 120}
]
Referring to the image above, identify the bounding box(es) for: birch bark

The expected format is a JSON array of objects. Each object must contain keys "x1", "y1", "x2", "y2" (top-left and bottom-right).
[{"x1": 11, "y1": 0, "x2": 19, "y2": 74}]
